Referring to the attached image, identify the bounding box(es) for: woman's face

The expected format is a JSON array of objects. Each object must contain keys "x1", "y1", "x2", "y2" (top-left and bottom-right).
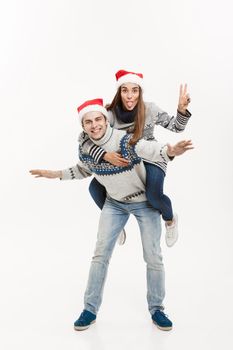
[{"x1": 120, "y1": 83, "x2": 140, "y2": 111}]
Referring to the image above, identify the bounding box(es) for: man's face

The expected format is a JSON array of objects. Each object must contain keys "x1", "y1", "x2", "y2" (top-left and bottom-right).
[
  {"x1": 120, "y1": 83, "x2": 140, "y2": 111},
  {"x1": 82, "y1": 111, "x2": 108, "y2": 140}
]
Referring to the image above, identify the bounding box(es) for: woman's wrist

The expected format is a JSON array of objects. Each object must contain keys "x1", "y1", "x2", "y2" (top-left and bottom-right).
[
  {"x1": 103, "y1": 152, "x2": 109, "y2": 162},
  {"x1": 177, "y1": 106, "x2": 186, "y2": 115}
]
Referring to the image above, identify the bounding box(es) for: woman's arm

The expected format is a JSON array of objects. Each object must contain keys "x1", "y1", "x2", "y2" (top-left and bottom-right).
[
  {"x1": 103, "y1": 152, "x2": 129, "y2": 166},
  {"x1": 135, "y1": 138, "x2": 193, "y2": 163},
  {"x1": 177, "y1": 83, "x2": 191, "y2": 114},
  {"x1": 149, "y1": 84, "x2": 192, "y2": 133},
  {"x1": 78, "y1": 131, "x2": 129, "y2": 167}
]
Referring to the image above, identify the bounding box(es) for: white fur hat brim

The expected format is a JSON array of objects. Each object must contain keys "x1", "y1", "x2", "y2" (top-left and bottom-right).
[
  {"x1": 79, "y1": 105, "x2": 108, "y2": 123},
  {"x1": 116, "y1": 73, "x2": 143, "y2": 90}
]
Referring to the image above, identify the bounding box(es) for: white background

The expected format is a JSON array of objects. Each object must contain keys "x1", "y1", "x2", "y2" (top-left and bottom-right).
[{"x1": 1, "y1": 0, "x2": 233, "y2": 349}]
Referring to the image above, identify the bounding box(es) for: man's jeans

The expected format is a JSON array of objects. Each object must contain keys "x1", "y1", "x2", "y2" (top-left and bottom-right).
[{"x1": 84, "y1": 197, "x2": 165, "y2": 316}]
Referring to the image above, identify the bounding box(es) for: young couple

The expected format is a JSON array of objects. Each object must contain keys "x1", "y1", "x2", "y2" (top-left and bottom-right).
[{"x1": 30, "y1": 69, "x2": 193, "y2": 331}]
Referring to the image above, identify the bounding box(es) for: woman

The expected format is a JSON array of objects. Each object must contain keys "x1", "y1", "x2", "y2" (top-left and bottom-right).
[{"x1": 79, "y1": 70, "x2": 191, "y2": 247}]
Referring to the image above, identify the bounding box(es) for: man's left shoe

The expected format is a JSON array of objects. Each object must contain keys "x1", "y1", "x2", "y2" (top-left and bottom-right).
[
  {"x1": 165, "y1": 213, "x2": 178, "y2": 247},
  {"x1": 152, "y1": 310, "x2": 173, "y2": 331},
  {"x1": 74, "y1": 310, "x2": 96, "y2": 331}
]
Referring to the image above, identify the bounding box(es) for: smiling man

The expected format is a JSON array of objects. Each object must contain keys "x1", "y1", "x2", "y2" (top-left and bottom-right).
[{"x1": 30, "y1": 98, "x2": 193, "y2": 332}]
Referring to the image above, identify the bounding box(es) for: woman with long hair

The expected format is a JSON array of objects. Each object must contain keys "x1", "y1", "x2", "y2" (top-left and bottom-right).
[{"x1": 79, "y1": 70, "x2": 191, "y2": 246}]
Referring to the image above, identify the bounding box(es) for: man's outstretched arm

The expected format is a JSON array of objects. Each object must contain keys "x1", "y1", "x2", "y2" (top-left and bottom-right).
[
  {"x1": 29, "y1": 169, "x2": 62, "y2": 178},
  {"x1": 30, "y1": 162, "x2": 92, "y2": 180}
]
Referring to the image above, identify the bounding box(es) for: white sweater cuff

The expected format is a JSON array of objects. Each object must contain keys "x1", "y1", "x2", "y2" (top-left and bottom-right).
[
  {"x1": 160, "y1": 145, "x2": 172, "y2": 163},
  {"x1": 60, "y1": 168, "x2": 75, "y2": 180}
]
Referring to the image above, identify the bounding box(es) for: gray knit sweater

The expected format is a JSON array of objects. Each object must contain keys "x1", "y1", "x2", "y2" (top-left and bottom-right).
[
  {"x1": 61, "y1": 124, "x2": 171, "y2": 203},
  {"x1": 79, "y1": 102, "x2": 191, "y2": 173}
]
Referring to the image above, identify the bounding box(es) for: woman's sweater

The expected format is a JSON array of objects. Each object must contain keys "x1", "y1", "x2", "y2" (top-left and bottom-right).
[{"x1": 79, "y1": 102, "x2": 191, "y2": 173}]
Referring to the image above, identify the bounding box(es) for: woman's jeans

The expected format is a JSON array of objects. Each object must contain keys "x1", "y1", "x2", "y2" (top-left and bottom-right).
[
  {"x1": 84, "y1": 198, "x2": 165, "y2": 316},
  {"x1": 89, "y1": 162, "x2": 173, "y2": 221}
]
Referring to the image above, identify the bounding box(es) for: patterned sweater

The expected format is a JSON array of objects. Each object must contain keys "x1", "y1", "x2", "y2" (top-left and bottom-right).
[
  {"x1": 79, "y1": 102, "x2": 191, "y2": 173},
  {"x1": 61, "y1": 124, "x2": 171, "y2": 203}
]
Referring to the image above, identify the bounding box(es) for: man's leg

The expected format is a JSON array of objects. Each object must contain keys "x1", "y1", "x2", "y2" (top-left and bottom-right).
[
  {"x1": 89, "y1": 178, "x2": 127, "y2": 246},
  {"x1": 132, "y1": 201, "x2": 172, "y2": 330},
  {"x1": 132, "y1": 202, "x2": 165, "y2": 314},
  {"x1": 83, "y1": 198, "x2": 130, "y2": 315}
]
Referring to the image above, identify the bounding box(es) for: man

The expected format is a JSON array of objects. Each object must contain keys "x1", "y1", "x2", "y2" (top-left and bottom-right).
[{"x1": 30, "y1": 98, "x2": 193, "y2": 331}]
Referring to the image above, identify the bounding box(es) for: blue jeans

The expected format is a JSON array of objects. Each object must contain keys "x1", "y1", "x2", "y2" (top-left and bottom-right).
[
  {"x1": 89, "y1": 163, "x2": 173, "y2": 220},
  {"x1": 84, "y1": 197, "x2": 165, "y2": 316}
]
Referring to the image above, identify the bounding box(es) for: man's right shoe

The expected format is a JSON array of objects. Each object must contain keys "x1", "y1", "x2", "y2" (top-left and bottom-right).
[
  {"x1": 152, "y1": 310, "x2": 173, "y2": 331},
  {"x1": 117, "y1": 228, "x2": 127, "y2": 245},
  {"x1": 74, "y1": 310, "x2": 96, "y2": 331}
]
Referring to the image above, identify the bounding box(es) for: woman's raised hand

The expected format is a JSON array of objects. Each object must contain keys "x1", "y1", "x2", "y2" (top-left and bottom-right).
[{"x1": 178, "y1": 84, "x2": 191, "y2": 114}]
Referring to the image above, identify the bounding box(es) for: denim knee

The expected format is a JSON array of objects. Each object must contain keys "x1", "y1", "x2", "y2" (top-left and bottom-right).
[
  {"x1": 92, "y1": 240, "x2": 113, "y2": 265},
  {"x1": 143, "y1": 251, "x2": 164, "y2": 271},
  {"x1": 146, "y1": 188, "x2": 163, "y2": 203},
  {"x1": 92, "y1": 249, "x2": 111, "y2": 268}
]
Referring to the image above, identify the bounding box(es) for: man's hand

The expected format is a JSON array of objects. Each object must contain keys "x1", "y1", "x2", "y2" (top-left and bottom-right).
[
  {"x1": 178, "y1": 84, "x2": 191, "y2": 114},
  {"x1": 103, "y1": 152, "x2": 129, "y2": 167},
  {"x1": 167, "y1": 140, "x2": 194, "y2": 157},
  {"x1": 29, "y1": 169, "x2": 62, "y2": 179}
]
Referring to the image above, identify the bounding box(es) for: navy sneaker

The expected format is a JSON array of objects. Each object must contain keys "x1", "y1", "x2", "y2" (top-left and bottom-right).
[
  {"x1": 74, "y1": 310, "x2": 96, "y2": 331},
  {"x1": 152, "y1": 310, "x2": 173, "y2": 331}
]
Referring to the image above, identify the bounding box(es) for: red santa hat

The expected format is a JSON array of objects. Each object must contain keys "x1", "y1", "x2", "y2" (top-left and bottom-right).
[
  {"x1": 115, "y1": 70, "x2": 144, "y2": 89},
  {"x1": 77, "y1": 98, "x2": 108, "y2": 123}
]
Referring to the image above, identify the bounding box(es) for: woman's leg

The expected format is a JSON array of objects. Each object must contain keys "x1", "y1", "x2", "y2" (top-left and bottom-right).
[
  {"x1": 144, "y1": 162, "x2": 173, "y2": 222},
  {"x1": 145, "y1": 163, "x2": 178, "y2": 247},
  {"x1": 89, "y1": 177, "x2": 106, "y2": 210}
]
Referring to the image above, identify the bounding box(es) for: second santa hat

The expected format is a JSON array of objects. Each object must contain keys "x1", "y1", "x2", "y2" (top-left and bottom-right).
[
  {"x1": 77, "y1": 98, "x2": 108, "y2": 123},
  {"x1": 115, "y1": 69, "x2": 144, "y2": 89}
]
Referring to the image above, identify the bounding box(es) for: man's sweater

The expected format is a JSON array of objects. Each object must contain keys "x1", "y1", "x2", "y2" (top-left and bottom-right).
[
  {"x1": 61, "y1": 124, "x2": 171, "y2": 203},
  {"x1": 79, "y1": 102, "x2": 191, "y2": 173}
]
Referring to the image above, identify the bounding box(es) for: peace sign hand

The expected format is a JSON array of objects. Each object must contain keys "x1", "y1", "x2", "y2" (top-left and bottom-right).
[{"x1": 178, "y1": 84, "x2": 191, "y2": 115}]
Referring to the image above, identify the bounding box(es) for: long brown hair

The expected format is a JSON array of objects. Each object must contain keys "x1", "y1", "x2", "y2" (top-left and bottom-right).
[{"x1": 106, "y1": 87, "x2": 145, "y2": 145}]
